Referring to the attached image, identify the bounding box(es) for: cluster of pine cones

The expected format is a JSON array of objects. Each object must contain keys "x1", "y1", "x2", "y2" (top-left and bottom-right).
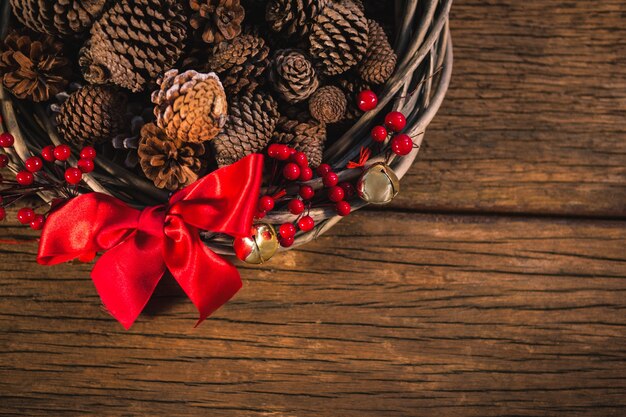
[{"x1": 0, "y1": 0, "x2": 396, "y2": 191}]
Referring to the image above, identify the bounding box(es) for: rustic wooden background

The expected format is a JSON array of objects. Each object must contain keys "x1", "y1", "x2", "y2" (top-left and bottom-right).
[{"x1": 2, "y1": 1, "x2": 626, "y2": 416}]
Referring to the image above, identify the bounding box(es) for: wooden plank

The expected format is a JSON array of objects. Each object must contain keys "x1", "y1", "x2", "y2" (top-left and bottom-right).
[
  {"x1": 1, "y1": 211, "x2": 625, "y2": 416},
  {"x1": 393, "y1": 0, "x2": 626, "y2": 217}
]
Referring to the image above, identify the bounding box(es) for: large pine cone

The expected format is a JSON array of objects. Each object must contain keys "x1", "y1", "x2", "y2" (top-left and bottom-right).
[
  {"x1": 272, "y1": 114, "x2": 326, "y2": 168},
  {"x1": 269, "y1": 49, "x2": 319, "y2": 104},
  {"x1": 309, "y1": 0, "x2": 369, "y2": 76},
  {"x1": 138, "y1": 123, "x2": 206, "y2": 191},
  {"x1": 9, "y1": 0, "x2": 107, "y2": 37},
  {"x1": 205, "y1": 34, "x2": 269, "y2": 95},
  {"x1": 152, "y1": 69, "x2": 228, "y2": 144},
  {"x1": 212, "y1": 91, "x2": 279, "y2": 167},
  {"x1": 309, "y1": 86, "x2": 347, "y2": 124},
  {"x1": 358, "y1": 19, "x2": 397, "y2": 84},
  {"x1": 56, "y1": 85, "x2": 128, "y2": 146},
  {"x1": 0, "y1": 30, "x2": 71, "y2": 102},
  {"x1": 189, "y1": 0, "x2": 245, "y2": 44},
  {"x1": 80, "y1": 0, "x2": 188, "y2": 92},
  {"x1": 266, "y1": 0, "x2": 330, "y2": 37}
]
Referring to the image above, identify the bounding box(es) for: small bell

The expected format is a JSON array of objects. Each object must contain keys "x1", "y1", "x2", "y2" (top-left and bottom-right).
[
  {"x1": 356, "y1": 162, "x2": 400, "y2": 204},
  {"x1": 233, "y1": 223, "x2": 279, "y2": 264}
]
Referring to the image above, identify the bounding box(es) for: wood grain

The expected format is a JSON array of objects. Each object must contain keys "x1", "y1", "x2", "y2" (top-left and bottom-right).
[
  {"x1": 1, "y1": 212, "x2": 625, "y2": 416},
  {"x1": 394, "y1": 0, "x2": 626, "y2": 217}
]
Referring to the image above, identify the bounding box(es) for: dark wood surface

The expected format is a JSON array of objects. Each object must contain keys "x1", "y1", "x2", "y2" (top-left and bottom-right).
[{"x1": 1, "y1": 1, "x2": 626, "y2": 416}]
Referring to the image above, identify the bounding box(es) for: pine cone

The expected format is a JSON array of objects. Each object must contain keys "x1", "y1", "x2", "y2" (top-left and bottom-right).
[
  {"x1": 265, "y1": 0, "x2": 330, "y2": 37},
  {"x1": 138, "y1": 123, "x2": 206, "y2": 191},
  {"x1": 56, "y1": 85, "x2": 128, "y2": 146},
  {"x1": 358, "y1": 19, "x2": 397, "y2": 84},
  {"x1": 269, "y1": 49, "x2": 319, "y2": 104},
  {"x1": 272, "y1": 114, "x2": 326, "y2": 168},
  {"x1": 80, "y1": 0, "x2": 188, "y2": 92},
  {"x1": 212, "y1": 91, "x2": 279, "y2": 167},
  {"x1": 189, "y1": 0, "x2": 245, "y2": 44},
  {"x1": 0, "y1": 30, "x2": 71, "y2": 102},
  {"x1": 309, "y1": 86, "x2": 346, "y2": 124},
  {"x1": 205, "y1": 34, "x2": 269, "y2": 95},
  {"x1": 152, "y1": 69, "x2": 228, "y2": 144},
  {"x1": 9, "y1": 0, "x2": 107, "y2": 36},
  {"x1": 309, "y1": 0, "x2": 369, "y2": 76}
]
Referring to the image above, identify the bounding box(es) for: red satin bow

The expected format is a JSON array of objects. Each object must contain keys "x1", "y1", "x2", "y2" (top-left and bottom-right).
[{"x1": 37, "y1": 154, "x2": 264, "y2": 329}]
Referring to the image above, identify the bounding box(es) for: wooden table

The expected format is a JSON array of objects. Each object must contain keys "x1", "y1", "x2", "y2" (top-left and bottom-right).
[{"x1": 2, "y1": 1, "x2": 625, "y2": 415}]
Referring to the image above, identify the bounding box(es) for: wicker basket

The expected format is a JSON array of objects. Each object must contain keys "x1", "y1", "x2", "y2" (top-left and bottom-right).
[{"x1": 0, "y1": 0, "x2": 453, "y2": 256}]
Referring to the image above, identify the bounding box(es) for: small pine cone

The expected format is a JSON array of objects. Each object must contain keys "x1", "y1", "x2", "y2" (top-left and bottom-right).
[
  {"x1": 269, "y1": 49, "x2": 319, "y2": 104},
  {"x1": 152, "y1": 69, "x2": 228, "y2": 144},
  {"x1": 212, "y1": 91, "x2": 280, "y2": 167},
  {"x1": 0, "y1": 30, "x2": 71, "y2": 102},
  {"x1": 80, "y1": 0, "x2": 188, "y2": 92},
  {"x1": 309, "y1": 0, "x2": 369, "y2": 76},
  {"x1": 206, "y1": 34, "x2": 270, "y2": 95},
  {"x1": 309, "y1": 86, "x2": 347, "y2": 124},
  {"x1": 138, "y1": 123, "x2": 206, "y2": 191},
  {"x1": 358, "y1": 19, "x2": 397, "y2": 84},
  {"x1": 273, "y1": 114, "x2": 326, "y2": 168},
  {"x1": 9, "y1": 0, "x2": 107, "y2": 37},
  {"x1": 265, "y1": 0, "x2": 330, "y2": 37},
  {"x1": 338, "y1": 77, "x2": 370, "y2": 121},
  {"x1": 189, "y1": 0, "x2": 245, "y2": 44},
  {"x1": 56, "y1": 85, "x2": 127, "y2": 146}
]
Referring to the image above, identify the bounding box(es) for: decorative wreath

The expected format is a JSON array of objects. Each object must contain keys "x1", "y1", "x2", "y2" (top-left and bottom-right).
[{"x1": 0, "y1": 0, "x2": 452, "y2": 328}]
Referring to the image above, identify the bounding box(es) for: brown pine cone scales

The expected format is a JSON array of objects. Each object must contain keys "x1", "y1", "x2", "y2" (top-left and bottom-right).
[
  {"x1": 269, "y1": 49, "x2": 319, "y2": 103},
  {"x1": 138, "y1": 123, "x2": 206, "y2": 191},
  {"x1": 56, "y1": 85, "x2": 128, "y2": 146},
  {"x1": 309, "y1": 0, "x2": 369, "y2": 76},
  {"x1": 0, "y1": 31, "x2": 71, "y2": 102},
  {"x1": 266, "y1": 0, "x2": 330, "y2": 36},
  {"x1": 9, "y1": 0, "x2": 107, "y2": 37},
  {"x1": 272, "y1": 115, "x2": 326, "y2": 168},
  {"x1": 338, "y1": 77, "x2": 370, "y2": 121},
  {"x1": 80, "y1": 0, "x2": 188, "y2": 92},
  {"x1": 212, "y1": 91, "x2": 280, "y2": 167},
  {"x1": 358, "y1": 19, "x2": 397, "y2": 84},
  {"x1": 206, "y1": 34, "x2": 269, "y2": 95},
  {"x1": 189, "y1": 0, "x2": 245, "y2": 44},
  {"x1": 152, "y1": 69, "x2": 228, "y2": 144},
  {"x1": 309, "y1": 86, "x2": 347, "y2": 124}
]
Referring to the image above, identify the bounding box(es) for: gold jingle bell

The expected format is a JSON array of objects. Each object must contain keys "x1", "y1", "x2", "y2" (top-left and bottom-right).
[
  {"x1": 233, "y1": 223, "x2": 279, "y2": 264},
  {"x1": 356, "y1": 162, "x2": 400, "y2": 204}
]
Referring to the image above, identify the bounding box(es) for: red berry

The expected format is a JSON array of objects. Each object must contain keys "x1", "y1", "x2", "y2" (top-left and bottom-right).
[
  {"x1": 268, "y1": 144, "x2": 291, "y2": 160},
  {"x1": 41, "y1": 145, "x2": 55, "y2": 162},
  {"x1": 288, "y1": 198, "x2": 305, "y2": 215},
  {"x1": 64, "y1": 167, "x2": 82, "y2": 185},
  {"x1": 283, "y1": 162, "x2": 301, "y2": 181},
  {"x1": 299, "y1": 185, "x2": 315, "y2": 200},
  {"x1": 0, "y1": 132, "x2": 15, "y2": 147},
  {"x1": 316, "y1": 163, "x2": 332, "y2": 176},
  {"x1": 291, "y1": 151, "x2": 308, "y2": 168},
  {"x1": 297, "y1": 215, "x2": 315, "y2": 232},
  {"x1": 328, "y1": 186, "x2": 345, "y2": 202},
  {"x1": 16, "y1": 170, "x2": 34, "y2": 185},
  {"x1": 77, "y1": 158, "x2": 95, "y2": 173},
  {"x1": 258, "y1": 195, "x2": 275, "y2": 212},
  {"x1": 0, "y1": 154, "x2": 9, "y2": 168},
  {"x1": 0, "y1": 207, "x2": 6, "y2": 221},
  {"x1": 371, "y1": 125, "x2": 388, "y2": 142},
  {"x1": 255, "y1": 210, "x2": 267, "y2": 219},
  {"x1": 323, "y1": 172, "x2": 339, "y2": 187},
  {"x1": 357, "y1": 90, "x2": 378, "y2": 112},
  {"x1": 391, "y1": 134, "x2": 413, "y2": 156},
  {"x1": 80, "y1": 146, "x2": 97, "y2": 160},
  {"x1": 279, "y1": 235, "x2": 295, "y2": 248},
  {"x1": 339, "y1": 181, "x2": 356, "y2": 198},
  {"x1": 279, "y1": 223, "x2": 296, "y2": 239},
  {"x1": 336, "y1": 201, "x2": 351, "y2": 216},
  {"x1": 53, "y1": 144, "x2": 71, "y2": 161},
  {"x1": 25, "y1": 156, "x2": 43, "y2": 173},
  {"x1": 17, "y1": 207, "x2": 35, "y2": 225},
  {"x1": 385, "y1": 111, "x2": 407, "y2": 132},
  {"x1": 299, "y1": 166, "x2": 313, "y2": 181},
  {"x1": 30, "y1": 214, "x2": 45, "y2": 231}
]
